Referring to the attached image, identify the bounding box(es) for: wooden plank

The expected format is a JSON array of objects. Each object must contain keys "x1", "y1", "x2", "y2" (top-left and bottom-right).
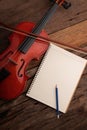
[
  {"x1": 0, "y1": 0, "x2": 87, "y2": 129},
  {"x1": 0, "y1": 0, "x2": 87, "y2": 34},
  {"x1": 50, "y1": 20, "x2": 87, "y2": 47},
  {"x1": 0, "y1": 27, "x2": 87, "y2": 130},
  {"x1": 0, "y1": 72, "x2": 87, "y2": 130}
]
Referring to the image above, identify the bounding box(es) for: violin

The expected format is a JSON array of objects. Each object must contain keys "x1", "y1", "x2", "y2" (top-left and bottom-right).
[{"x1": 0, "y1": 0, "x2": 71, "y2": 100}]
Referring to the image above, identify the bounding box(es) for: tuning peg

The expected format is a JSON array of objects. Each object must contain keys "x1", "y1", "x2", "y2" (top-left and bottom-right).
[
  {"x1": 62, "y1": 1, "x2": 71, "y2": 9},
  {"x1": 49, "y1": 0, "x2": 71, "y2": 9}
]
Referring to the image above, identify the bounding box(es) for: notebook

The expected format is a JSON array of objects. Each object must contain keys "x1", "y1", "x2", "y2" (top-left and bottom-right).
[{"x1": 26, "y1": 43, "x2": 87, "y2": 113}]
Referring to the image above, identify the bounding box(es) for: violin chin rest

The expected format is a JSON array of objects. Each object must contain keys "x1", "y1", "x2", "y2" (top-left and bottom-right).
[{"x1": 0, "y1": 68, "x2": 10, "y2": 82}]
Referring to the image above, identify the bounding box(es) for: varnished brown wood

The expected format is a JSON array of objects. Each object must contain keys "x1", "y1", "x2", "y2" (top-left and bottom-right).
[
  {"x1": 0, "y1": 0, "x2": 87, "y2": 34},
  {"x1": 50, "y1": 20, "x2": 87, "y2": 47},
  {"x1": 0, "y1": 0, "x2": 87, "y2": 130}
]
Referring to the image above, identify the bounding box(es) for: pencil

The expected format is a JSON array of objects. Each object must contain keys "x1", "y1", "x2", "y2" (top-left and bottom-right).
[{"x1": 55, "y1": 85, "x2": 60, "y2": 118}]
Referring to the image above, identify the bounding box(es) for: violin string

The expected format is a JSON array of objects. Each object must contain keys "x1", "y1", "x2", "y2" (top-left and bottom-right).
[
  {"x1": 0, "y1": 25, "x2": 87, "y2": 55},
  {"x1": 16, "y1": 3, "x2": 60, "y2": 53}
]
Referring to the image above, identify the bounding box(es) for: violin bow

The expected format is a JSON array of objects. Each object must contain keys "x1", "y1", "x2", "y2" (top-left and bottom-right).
[
  {"x1": 0, "y1": 22, "x2": 87, "y2": 55},
  {"x1": 0, "y1": 0, "x2": 87, "y2": 55}
]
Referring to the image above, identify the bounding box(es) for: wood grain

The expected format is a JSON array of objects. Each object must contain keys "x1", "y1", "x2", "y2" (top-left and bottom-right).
[
  {"x1": 0, "y1": 0, "x2": 87, "y2": 130},
  {"x1": 50, "y1": 20, "x2": 87, "y2": 47},
  {"x1": 0, "y1": 0, "x2": 87, "y2": 34}
]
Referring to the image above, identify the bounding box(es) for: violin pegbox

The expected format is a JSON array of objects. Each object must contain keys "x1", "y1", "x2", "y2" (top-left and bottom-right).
[{"x1": 50, "y1": 0, "x2": 71, "y2": 9}]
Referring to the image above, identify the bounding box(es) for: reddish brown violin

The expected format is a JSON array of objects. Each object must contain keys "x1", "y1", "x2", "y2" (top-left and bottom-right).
[{"x1": 0, "y1": 0, "x2": 71, "y2": 100}]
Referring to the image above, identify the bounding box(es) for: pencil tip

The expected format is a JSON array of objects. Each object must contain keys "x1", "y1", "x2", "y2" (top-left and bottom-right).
[{"x1": 57, "y1": 115, "x2": 60, "y2": 119}]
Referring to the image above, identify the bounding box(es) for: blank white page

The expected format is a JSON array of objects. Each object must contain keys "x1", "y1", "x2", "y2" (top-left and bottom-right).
[{"x1": 26, "y1": 43, "x2": 87, "y2": 113}]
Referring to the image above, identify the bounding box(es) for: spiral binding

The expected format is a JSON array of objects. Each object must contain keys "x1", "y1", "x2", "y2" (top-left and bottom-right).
[{"x1": 27, "y1": 45, "x2": 51, "y2": 93}]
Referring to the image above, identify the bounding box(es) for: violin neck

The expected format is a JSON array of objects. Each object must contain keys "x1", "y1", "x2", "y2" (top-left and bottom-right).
[{"x1": 19, "y1": 2, "x2": 59, "y2": 53}]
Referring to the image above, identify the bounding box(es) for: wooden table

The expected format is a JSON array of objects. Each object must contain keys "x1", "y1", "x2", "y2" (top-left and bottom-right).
[{"x1": 0, "y1": 0, "x2": 87, "y2": 130}]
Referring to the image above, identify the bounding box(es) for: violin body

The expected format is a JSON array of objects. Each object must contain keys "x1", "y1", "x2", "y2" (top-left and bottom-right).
[
  {"x1": 0, "y1": 0, "x2": 71, "y2": 100},
  {"x1": 0, "y1": 22, "x2": 49, "y2": 100}
]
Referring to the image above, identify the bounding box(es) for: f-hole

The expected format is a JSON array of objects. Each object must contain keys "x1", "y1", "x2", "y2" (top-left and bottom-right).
[{"x1": 18, "y1": 59, "x2": 25, "y2": 77}]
